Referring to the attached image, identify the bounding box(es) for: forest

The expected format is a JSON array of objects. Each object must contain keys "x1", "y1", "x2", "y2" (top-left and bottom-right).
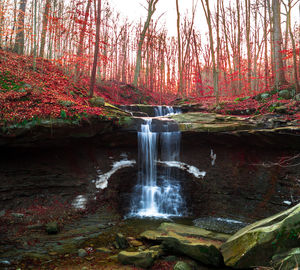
[{"x1": 0, "y1": 0, "x2": 300, "y2": 269}]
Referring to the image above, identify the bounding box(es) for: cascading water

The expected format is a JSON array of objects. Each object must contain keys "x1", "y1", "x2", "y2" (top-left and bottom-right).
[{"x1": 129, "y1": 107, "x2": 185, "y2": 218}]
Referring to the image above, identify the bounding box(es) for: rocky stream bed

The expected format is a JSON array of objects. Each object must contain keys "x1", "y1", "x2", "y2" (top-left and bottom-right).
[{"x1": 0, "y1": 104, "x2": 299, "y2": 269}]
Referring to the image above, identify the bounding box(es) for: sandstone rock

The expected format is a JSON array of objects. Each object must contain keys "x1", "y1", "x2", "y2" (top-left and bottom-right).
[
  {"x1": 141, "y1": 223, "x2": 229, "y2": 267},
  {"x1": 46, "y1": 222, "x2": 59, "y2": 234},
  {"x1": 118, "y1": 250, "x2": 158, "y2": 268},
  {"x1": 173, "y1": 261, "x2": 192, "y2": 270},
  {"x1": 271, "y1": 248, "x2": 300, "y2": 270},
  {"x1": 220, "y1": 203, "x2": 300, "y2": 268}
]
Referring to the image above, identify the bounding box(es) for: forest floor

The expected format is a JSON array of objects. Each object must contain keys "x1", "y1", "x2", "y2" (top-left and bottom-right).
[{"x1": 0, "y1": 49, "x2": 299, "y2": 128}]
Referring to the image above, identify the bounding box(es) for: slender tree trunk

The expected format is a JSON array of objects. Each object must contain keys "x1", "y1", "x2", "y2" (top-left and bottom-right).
[
  {"x1": 272, "y1": 0, "x2": 287, "y2": 88},
  {"x1": 176, "y1": 0, "x2": 183, "y2": 95},
  {"x1": 13, "y1": 0, "x2": 28, "y2": 54},
  {"x1": 245, "y1": 0, "x2": 252, "y2": 92},
  {"x1": 264, "y1": 0, "x2": 269, "y2": 88},
  {"x1": 133, "y1": 0, "x2": 159, "y2": 87},
  {"x1": 39, "y1": 0, "x2": 51, "y2": 58},
  {"x1": 236, "y1": 0, "x2": 242, "y2": 93},
  {"x1": 287, "y1": 0, "x2": 299, "y2": 92},
  {"x1": 89, "y1": 0, "x2": 101, "y2": 97},
  {"x1": 201, "y1": 0, "x2": 219, "y2": 105},
  {"x1": 75, "y1": 0, "x2": 91, "y2": 79}
]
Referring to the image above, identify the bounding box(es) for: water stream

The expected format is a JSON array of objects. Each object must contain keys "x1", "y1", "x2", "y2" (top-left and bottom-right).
[{"x1": 129, "y1": 106, "x2": 185, "y2": 218}]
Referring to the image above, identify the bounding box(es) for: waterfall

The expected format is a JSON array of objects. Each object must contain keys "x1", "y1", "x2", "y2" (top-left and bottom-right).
[
  {"x1": 154, "y1": 106, "x2": 180, "y2": 117},
  {"x1": 129, "y1": 108, "x2": 185, "y2": 218}
]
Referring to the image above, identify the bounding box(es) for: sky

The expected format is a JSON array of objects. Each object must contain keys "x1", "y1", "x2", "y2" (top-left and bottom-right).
[
  {"x1": 109, "y1": 0, "x2": 207, "y2": 37},
  {"x1": 108, "y1": 0, "x2": 299, "y2": 37}
]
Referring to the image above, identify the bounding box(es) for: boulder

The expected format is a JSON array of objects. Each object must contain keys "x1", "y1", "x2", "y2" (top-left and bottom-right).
[
  {"x1": 271, "y1": 248, "x2": 300, "y2": 270},
  {"x1": 141, "y1": 223, "x2": 229, "y2": 267},
  {"x1": 220, "y1": 203, "x2": 300, "y2": 269},
  {"x1": 278, "y1": 90, "x2": 292, "y2": 99},
  {"x1": 118, "y1": 250, "x2": 158, "y2": 268}
]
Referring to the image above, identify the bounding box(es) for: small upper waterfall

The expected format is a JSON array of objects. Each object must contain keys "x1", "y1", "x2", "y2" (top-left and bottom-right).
[{"x1": 129, "y1": 107, "x2": 185, "y2": 218}]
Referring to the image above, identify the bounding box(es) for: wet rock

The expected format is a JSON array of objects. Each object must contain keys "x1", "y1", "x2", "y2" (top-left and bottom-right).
[
  {"x1": 115, "y1": 233, "x2": 129, "y2": 249},
  {"x1": 141, "y1": 223, "x2": 228, "y2": 267},
  {"x1": 271, "y1": 248, "x2": 300, "y2": 270},
  {"x1": 221, "y1": 203, "x2": 300, "y2": 268},
  {"x1": 46, "y1": 222, "x2": 59, "y2": 234},
  {"x1": 118, "y1": 250, "x2": 158, "y2": 268},
  {"x1": 78, "y1": 249, "x2": 88, "y2": 257},
  {"x1": 173, "y1": 261, "x2": 192, "y2": 270},
  {"x1": 193, "y1": 217, "x2": 248, "y2": 235},
  {"x1": 279, "y1": 90, "x2": 292, "y2": 99},
  {"x1": 11, "y1": 213, "x2": 24, "y2": 218}
]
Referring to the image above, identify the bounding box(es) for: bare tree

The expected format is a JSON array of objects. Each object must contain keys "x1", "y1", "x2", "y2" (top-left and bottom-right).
[
  {"x1": 133, "y1": 0, "x2": 159, "y2": 87},
  {"x1": 201, "y1": 0, "x2": 219, "y2": 104},
  {"x1": 13, "y1": 0, "x2": 28, "y2": 54},
  {"x1": 272, "y1": 0, "x2": 287, "y2": 88},
  {"x1": 89, "y1": 0, "x2": 102, "y2": 97},
  {"x1": 39, "y1": 0, "x2": 51, "y2": 58}
]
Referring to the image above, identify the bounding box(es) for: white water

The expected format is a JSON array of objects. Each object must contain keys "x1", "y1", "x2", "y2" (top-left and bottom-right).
[
  {"x1": 130, "y1": 109, "x2": 186, "y2": 218},
  {"x1": 154, "y1": 106, "x2": 181, "y2": 117}
]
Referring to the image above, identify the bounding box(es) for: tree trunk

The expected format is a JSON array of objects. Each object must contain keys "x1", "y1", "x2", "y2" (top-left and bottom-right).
[
  {"x1": 39, "y1": 0, "x2": 51, "y2": 58},
  {"x1": 133, "y1": 0, "x2": 159, "y2": 87},
  {"x1": 75, "y1": 0, "x2": 91, "y2": 80},
  {"x1": 89, "y1": 0, "x2": 101, "y2": 97},
  {"x1": 272, "y1": 0, "x2": 287, "y2": 88},
  {"x1": 13, "y1": 0, "x2": 28, "y2": 54},
  {"x1": 201, "y1": 0, "x2": 219, "y2": 105}
]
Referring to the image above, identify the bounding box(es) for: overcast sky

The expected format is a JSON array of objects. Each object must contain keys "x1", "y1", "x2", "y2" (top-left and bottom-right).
[
  {"x1": 108, "y1": 0, "x2": 299, "y2": 37},
  {"x1": 109, "y1": 0, "x2": 208, "y2": 37}
]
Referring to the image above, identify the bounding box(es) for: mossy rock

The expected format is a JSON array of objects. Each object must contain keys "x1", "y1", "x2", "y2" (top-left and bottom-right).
[
  {"x1": 220, "y1": 203, "x2": 300, "y2": 268},
  {"x1": 118, "y1": 250, "x2": 158, "y2": 268},
  {"x1": 89, "y1": 97, "x2": 105, "y2": 107},
  {"x1": 141, "y1": 223, "x2": 229, "y2": 267}
]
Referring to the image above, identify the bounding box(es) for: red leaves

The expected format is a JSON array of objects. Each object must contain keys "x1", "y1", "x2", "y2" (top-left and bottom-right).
[{"x1": 0, "y1": 49, "x2": 108, "y2": 124}]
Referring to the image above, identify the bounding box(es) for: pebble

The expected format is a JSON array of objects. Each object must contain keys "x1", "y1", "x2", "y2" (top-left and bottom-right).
[{"x1": 78, "y1": 249, "x2": 88, "y2": 257}]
